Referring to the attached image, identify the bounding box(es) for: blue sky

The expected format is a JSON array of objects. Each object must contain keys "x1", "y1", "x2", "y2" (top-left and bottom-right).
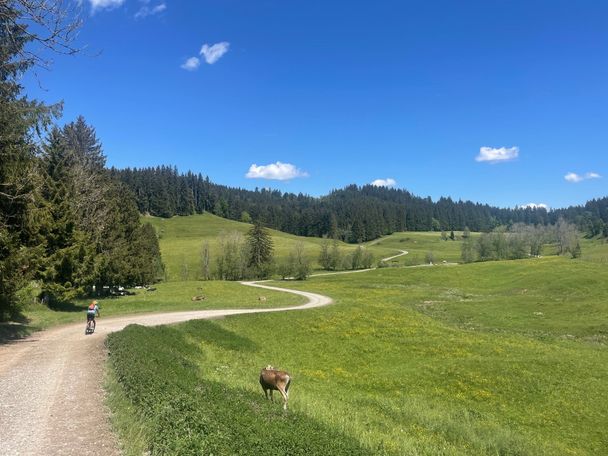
[{"x1": 24, "y1": 0, "x2": 608, "y2": 209}]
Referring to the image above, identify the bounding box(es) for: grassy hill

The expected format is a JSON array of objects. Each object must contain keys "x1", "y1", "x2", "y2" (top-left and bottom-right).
[
  {"x1": 143, "y1": 213, "x2": 470, "y2": 280},
  {"x1": 107, "y1": 254, "x2": 608, "y2": 455}
]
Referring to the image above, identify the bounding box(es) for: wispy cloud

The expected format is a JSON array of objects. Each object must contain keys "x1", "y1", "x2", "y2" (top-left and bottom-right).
[
  {"x1": 475, "y1": 146, "x2": 519, "y2": 163},
  {"x1": 135, "y1": 2, "x2": 166, "y2": 19},
  {"x1": 371, "y1": 178, "x2": 397, "y2": 188},
  {"x1": 88, "y1": 0, "x2": 125, "y2": 12},
  {"x1": 564, "y1": 172, "x2": 601, "y2": 183},
  {"x1": 200, "y1": 42, "x2": 230, "y2": 64},
  {"x1": 180, "y1": 57, "x2": 200, "y2": 71},
  {"x1": 520, "y1": 203, "x2": 549, "y2": 210},
  {"x1": 245, "y1": 162, "x2": 308, "y2": 181},
  {"x1": 181, "y1": 41, "x2": 230, "y2": 71}
]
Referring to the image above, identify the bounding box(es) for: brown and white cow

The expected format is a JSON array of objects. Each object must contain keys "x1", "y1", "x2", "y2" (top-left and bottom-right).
[{"x1": 259, "y1": 365, "x2": 291, "y2": 410}]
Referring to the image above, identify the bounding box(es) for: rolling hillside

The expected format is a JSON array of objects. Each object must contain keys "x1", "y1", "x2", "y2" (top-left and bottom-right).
[{"x1": 143, "y1": 213, "x2": 470, "y2": 280}]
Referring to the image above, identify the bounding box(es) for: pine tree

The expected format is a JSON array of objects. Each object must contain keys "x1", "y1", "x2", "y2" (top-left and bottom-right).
[
  {"x1": 246, "y1": 220, "x2": 274, "y2": 278},
  {"x1": 0, "y1": 3, "x2": 66, "y2": 318},
  {"x1": 131, "y1": 223, "x2": 164, "y2": 285},
  {"x1": 37, "y1": 130, "x2": 94, "y2": 300}
]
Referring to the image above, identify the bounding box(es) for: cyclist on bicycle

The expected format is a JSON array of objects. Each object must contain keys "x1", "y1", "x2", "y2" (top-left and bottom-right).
[{"x1": 86, "y1": 300, "x2": 100, "y2": 330}]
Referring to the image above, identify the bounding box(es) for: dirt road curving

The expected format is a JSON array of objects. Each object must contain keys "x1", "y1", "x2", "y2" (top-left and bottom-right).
[
  {"x1": 0, "y1": 286, "x2": 331, "y2": 455},
  {"x1": 0, "y1": 250, "x2": 405, "y2": 455}
]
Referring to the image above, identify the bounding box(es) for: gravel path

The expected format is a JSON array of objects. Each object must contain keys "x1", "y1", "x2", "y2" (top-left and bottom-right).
[
  {"x1": 0, "y1": 249, "x2": 406, "y2": 455},
  {"x1": 0, "y1": 285, "x2": 330, "y2": 456}
]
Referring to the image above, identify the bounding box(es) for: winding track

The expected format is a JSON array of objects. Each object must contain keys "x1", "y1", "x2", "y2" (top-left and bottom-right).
[{"x1": 0, "y1": 249, "x2": 407, "y2": 455}]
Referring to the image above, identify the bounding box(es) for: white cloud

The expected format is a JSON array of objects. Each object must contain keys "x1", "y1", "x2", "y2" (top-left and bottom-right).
[
  {"x1": 475, "y1": 146, "x2": 519, "y2": 163},
  {"x1": 200, "y1": 42, "x2": 230, "y2": 64},
  {"x1": 245, "y1": 162, "x2": 308, "y2": 181},
  {"x1": 371, "y1": 178, "x2": 397, "y2": 188},
  {"x1": 564, "y1": 172, "x2": 583, "y2": 183},
  {"x1": 520, "y1": 203, "x2": 549, "y2": 210},
  {"x1": 135, "y1": 2, "x2": 166, "y2": 19},
  {"x1": 89, "y1": 0, "x2": 125, "y2": 12},
  {"x1": 564, "y1": 172, "x2": 601, "y2": 183},
  {"x1": 180, "y1": 57, "x2": 200, "y2": 71}
]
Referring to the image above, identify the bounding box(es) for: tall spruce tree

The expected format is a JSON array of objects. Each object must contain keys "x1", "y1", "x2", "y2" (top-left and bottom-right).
[
  {"x1": 0, "y1": 3, "x2": 65, "y2": 318},
  {"x1": 38, "y1": 128, "x2": 94, "y2": 300},
  {"x1": 246, "y1": 220, "x2": 274, "y2": 278}
]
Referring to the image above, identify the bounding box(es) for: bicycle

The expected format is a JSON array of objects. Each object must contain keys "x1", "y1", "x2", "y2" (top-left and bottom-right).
[{"x1": 85, "y1": 317, "x2": 96, "y2": 335}]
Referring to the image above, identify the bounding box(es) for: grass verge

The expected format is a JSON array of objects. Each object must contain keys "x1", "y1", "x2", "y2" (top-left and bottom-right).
[{"x1": 107, "y1": 323, "x2": 376, "y2": 455}]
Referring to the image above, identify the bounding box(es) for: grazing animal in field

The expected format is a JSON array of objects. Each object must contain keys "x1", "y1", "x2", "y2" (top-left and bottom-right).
[
  {"x1": 258, "y1": 296, "x2": 267, "y2": 302},
  {"x1": 259, "y1": 365, "x2": 291, "y2": 410}
]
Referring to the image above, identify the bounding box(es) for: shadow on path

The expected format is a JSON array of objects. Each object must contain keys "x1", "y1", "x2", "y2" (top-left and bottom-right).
[{"x1": 0, "y1": 321, "x2": 32, "y2": 345}]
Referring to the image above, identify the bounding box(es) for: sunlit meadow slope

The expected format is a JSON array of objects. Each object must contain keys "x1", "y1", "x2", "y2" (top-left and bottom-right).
[
  {"x1": 108, "y1": 254, "x2": 608, "y2": 455},
  {"x1": 143, "y1": 213, "x2": 471, "y2": 280}
]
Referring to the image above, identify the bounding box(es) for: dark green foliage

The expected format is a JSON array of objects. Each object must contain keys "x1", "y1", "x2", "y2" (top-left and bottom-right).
[
  {"x1": 131, "y1": 223, "x2": 165, "y2": 284},
  {"x1": 107, "y1": 324, "x2": 373, "y2": 455},
  {"x1": 36, "y1": 118, "x2": 165, "y2": 300},
  {"x1": 110, "y1": 168, "x2": 608, "y2": 242},
  {"x1": 0, "y1": 3, "x2": 61, "y2": 318},
  {"x1": 246, "y1": 220, "x2": 274, "y2": 278}
]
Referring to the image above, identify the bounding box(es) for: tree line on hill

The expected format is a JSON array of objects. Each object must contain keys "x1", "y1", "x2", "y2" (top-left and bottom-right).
[
  {"x1": 202, "y1": 221, "x2": 376, "y2": 282},
  {"x1": 110, "y1": 166, "x2": 608, "y2": 242},
  {"x1": 0, "y1": 2, "x2": 163, "y2": 319}
]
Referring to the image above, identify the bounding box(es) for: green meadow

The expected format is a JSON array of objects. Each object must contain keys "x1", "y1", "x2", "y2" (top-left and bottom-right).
[
  {"x1": 107, "y1": 240, "x2": 608, "y2": 454},
  {"x1": 370, "y1": 231, "x2": 473, "y2": 266},
  {"x1": 9, "y1": 213, "x2": 607, "y2": 453},
  {"x1": 144, "y1": 213, "x2": 469, "y2": 280}
]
